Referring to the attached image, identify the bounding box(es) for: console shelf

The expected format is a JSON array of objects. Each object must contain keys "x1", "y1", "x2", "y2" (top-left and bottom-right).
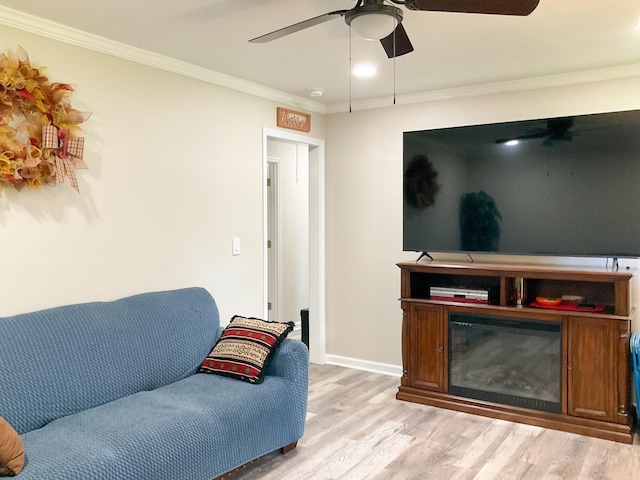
[{"x1": 397, "y1": 261, "x2": 636, "y2": 443}]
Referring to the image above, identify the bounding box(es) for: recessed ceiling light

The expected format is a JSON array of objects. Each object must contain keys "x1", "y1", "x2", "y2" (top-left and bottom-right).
[
  {"x1": 505, "y1": 140, "x2": 520, "y2": 146},
  {"x1": 352, "y1": 62, "x2": 377, "y2": 78},
  {"x1": 307, "y1": 88, "x2": 324, "y2": 97}
]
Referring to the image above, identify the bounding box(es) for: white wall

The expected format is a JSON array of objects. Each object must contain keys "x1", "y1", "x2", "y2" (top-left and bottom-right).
[
  {"x1": 3, "y1": 20, "x2": 640, "y2": 375},
  {"x1": 0, "y1": 25, "x2": 324, "y2": 323},
  {"x1": 325, "y1": 76, "x2": 640, "y2": 368}
]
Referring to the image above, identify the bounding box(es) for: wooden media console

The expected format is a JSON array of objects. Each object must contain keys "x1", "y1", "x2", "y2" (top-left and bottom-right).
[{"x1": 397, "y1": 261, "x2": 636, "y2": 443}]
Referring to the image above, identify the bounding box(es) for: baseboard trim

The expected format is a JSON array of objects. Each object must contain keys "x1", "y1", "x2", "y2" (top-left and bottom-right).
[{"x1": 325, "y1": 354, "x2": 402, "y2": 378}]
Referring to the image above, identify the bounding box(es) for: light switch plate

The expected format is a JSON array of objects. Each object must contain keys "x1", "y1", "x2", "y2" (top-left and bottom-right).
[{"x1": 232, "y1": 237, "x2": 241, "y2": 256}]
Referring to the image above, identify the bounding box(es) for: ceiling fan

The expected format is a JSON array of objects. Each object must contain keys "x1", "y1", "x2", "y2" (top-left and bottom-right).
[
  {"x1": 496, "y1": 117, "x2": 576, "y2": 147},
  {"x1": 249, "y1": 0, "x2": 541, "y2": 58}
]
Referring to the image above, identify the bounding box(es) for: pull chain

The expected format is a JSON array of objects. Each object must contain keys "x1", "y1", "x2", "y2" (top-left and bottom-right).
[
  {"x1": 393, "y1": 22, "x2": 397, "y2": 105},
  {"x1": 349, "y1": 23, "x2": 352, "y2": 113}
]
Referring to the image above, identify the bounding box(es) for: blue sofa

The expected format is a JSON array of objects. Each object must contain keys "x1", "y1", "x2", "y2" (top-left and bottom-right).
[{"x1": 0, "y1": 288, "x2": 308, "y2": 479}]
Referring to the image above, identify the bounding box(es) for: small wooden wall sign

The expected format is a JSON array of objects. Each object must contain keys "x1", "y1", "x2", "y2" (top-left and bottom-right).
[{"x1": 277, "y1": 107, "x2": 311, "y2": 132}]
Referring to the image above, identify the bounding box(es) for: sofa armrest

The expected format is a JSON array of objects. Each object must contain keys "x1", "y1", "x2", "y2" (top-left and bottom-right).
[
  {"x1": 267, "y1": 339, "x2": 309, "y2": 384},
  {"x1": 266, "y1": 338, "x2": 308, "y2": 441}
]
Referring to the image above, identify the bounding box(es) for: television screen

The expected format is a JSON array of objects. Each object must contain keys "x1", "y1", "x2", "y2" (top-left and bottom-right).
[{"x1": 403, "y1": 109, "x2": 640, "y2": 258}]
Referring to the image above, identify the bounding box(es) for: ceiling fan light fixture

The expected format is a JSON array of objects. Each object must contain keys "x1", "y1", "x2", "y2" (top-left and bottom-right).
[
  {"x1": 345, "y1": 5, "x2": 403, "y2": 41},
  {"x1": 350, "y1": 13, "x2": 397, "y2": 40}
]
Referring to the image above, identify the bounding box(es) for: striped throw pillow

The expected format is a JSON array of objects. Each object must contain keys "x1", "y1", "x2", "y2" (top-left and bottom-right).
[{"x1": 198, "y1": 316, "x2": 294, "y2": 384}]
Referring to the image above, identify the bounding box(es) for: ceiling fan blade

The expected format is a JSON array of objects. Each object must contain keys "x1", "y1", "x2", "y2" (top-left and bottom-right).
[
  {"x1": 249, "y1": 10, "x2": 348, "y2": 43},
  {"x1": 496, "y1": 117, "x2": 575, "y2": 144},
  {"x1": 380, "y1": 23, "x2": 414, "y2": 58},
  {"x1": 405, "y1": 0, "x2": 540, "y2": 16}
]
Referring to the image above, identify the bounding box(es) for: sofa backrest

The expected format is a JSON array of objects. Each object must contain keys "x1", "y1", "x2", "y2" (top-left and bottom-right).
[{"x1": 0, "y1": 287, "x2": 220, "y2": 434}]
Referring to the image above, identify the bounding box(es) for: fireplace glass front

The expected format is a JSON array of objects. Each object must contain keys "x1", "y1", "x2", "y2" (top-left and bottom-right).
[{"x1": 448, "y1": 313, "x2": 562, "y2": 413}]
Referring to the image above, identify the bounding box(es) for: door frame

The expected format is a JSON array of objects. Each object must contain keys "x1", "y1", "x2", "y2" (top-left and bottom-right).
[
  {"x1": 263, "y1": 128, "x2": 326, "y2": 364},
  {"x1": 266, "y1": 158, "x2": 281, "y2": 323}
]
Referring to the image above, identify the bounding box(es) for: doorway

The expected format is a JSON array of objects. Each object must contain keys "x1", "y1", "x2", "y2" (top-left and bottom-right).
[
  {"x1": 267, "y1": 143, "x2": 310, "y2": 327},
  {"x1": 263, "y1": 128, "x2": 325, "y2": 364}
]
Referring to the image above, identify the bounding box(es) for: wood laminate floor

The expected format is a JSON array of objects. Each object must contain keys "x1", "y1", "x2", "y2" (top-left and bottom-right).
[{"x1": 232, "y1": 363, "x2": 640, "y2": 480}]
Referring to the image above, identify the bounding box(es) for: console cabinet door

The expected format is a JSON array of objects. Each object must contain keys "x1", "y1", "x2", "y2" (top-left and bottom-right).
[
  {"x1": 567, "y1": 316, "x2": 616, "y2": 421},
  {"x1": 408, "y1": 303, "x2": 445, "y2": 392}
]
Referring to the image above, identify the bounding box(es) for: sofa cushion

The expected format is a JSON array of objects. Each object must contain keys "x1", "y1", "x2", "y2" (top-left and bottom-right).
[
  {"x1": 0, "y1": 416, "x2": 24, "y2": 476},
  {"x1": 198, "y1": 316, "x2": 293, "y2": 384}
]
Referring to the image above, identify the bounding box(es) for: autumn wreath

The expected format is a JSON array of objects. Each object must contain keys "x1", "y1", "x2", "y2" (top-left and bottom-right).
[{"x1": 0, "y1": 48, "x2": 88, "y2": 194}]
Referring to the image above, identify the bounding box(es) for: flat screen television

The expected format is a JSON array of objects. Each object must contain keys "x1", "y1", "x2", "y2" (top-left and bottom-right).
[{"x1": 403, "y1": 109, "x2": 640, "y2": 258}]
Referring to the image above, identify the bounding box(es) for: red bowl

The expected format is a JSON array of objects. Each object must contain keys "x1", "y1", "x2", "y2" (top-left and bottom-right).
[{"x1": 536, "y1": 296, "x2": 562, "y2": 306}]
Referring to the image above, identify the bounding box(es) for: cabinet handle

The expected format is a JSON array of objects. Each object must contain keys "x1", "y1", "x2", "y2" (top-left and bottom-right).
[
  {"x1": 567, "y1": 364, "x2": 573, "y2": 370},
  {"x1": 438, "y1": 346, "x2": 444, "y2": 353}
]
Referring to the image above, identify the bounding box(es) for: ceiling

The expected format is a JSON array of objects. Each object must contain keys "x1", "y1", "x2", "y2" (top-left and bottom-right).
[{"x1": 1, "y1": 0, "x2": 639, "y2": 112}]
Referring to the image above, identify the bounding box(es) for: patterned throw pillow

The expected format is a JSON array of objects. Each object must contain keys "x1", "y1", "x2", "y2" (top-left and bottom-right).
[
  {"x1": 198, "y1": 315, "x2": 294, "y2": 384},
  {"x1": 0, "y1": 416, "x2": 24, "y2": 476}
]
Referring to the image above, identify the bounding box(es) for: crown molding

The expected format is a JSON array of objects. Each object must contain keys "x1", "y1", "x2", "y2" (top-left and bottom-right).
[
  {"x1": 325, "y1": 62, "x2": 640, "y2": 114},
  {"x1": 3, "y1": 5, "x2": 639, "y2": 117},
  {"x1": 0, "y1": 5, "x2": 328, "y2": 114}
]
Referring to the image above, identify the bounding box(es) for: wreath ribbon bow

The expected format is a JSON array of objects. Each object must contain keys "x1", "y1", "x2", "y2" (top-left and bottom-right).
[{"x1": 42, "y1": 124, "x2": 86, "y2": 192}]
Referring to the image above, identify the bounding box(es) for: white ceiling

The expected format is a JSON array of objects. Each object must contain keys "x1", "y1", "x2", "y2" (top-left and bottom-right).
[{"x1": 1, "y1": 0, "x2": 639, "y2": 112}]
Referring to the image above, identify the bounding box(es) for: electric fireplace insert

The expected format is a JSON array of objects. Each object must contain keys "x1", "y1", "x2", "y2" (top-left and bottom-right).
[{"x1": 448, "y1": 312, "x2": 562, "y2": 413}]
